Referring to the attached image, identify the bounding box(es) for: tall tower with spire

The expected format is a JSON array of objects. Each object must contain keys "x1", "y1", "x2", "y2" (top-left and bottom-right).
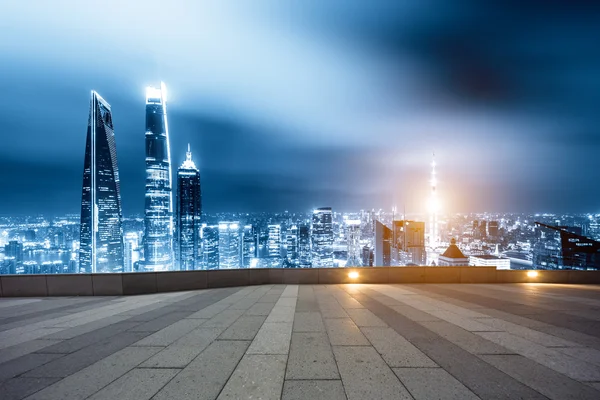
[
  {"x1": 79, "y1": 91, "x2": 124, "y2": 273},
  {"x1": 428, "y1": 152, "x2": 439, "y2": 249},
  {"x1": 143, "y1": 82, "x2": 174, "y2": 271},
  {"x1": 175, "y1": 144, "x2": 202, "y2": 270}
]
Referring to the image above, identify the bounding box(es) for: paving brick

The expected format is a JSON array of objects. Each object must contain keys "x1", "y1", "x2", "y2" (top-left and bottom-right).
[
  {"x1": 293, "y1": 312, "x2": 325, "y2": 332},
  {"x1": 140, "y1": 327, "x2": 224, "y2": 368},
  {"x1": 22, "y1": 331, "x2": 148, "y2": 378},
  {"x1": 0, "y1": 353, "x2": 62, "y2": 383},
  {"x1": 202, "y1": 309, "x2": 244, "y2": 328},
  {"x1": 132, "y1": 318, "x2": 207, "y2": 347},
  {"x1": 361, "y1": 327, "x2": 437, "y2": 368},
  {"x1": 0, "y1": 340, "x2": 62, "y2": 365},
  {"x1": 219, "y1": 316, "x2": 266, "y2": 340},
  {"x1": 282, "y1": 380, "x2": 347, "y2": 400},
  {"x1": 481, "y1": 354, "x2": 600, "y2": 400},
  {"x1": 245, "y1": 302, "x2": 276, "y2": 316},
  {"x1": 218, "y1": 354, "x2": 286, "y2": 399},
  {"x1": 286, "y1": 332, "x2": 339, "y2": 380},
  {"x1": 0, "y1": 377, "x2": 60, "y2": 400},
  {"x1": 153, "y1": 340, "x2": 249, "y2": 400},
  {"x1": 24, "y1": 346, "x2": 162, "y2": 400},
  {"x1": 87, "y1": 368, "x2": 179, "y2": 400},
  {"x1": 128, "y1": 311, "x2": 191, "y2": 332},
  {"x1": 247, "y1": 322, "x2": 293, "y2": 355},
  {"x1": 346, "y1": 308, "x2": 387, "y2": 327},
  {"x1": 324, "y1": 318, "x2": 370, "y2": 346},
  {"x1": 394, "y1": 367, "x2": 479, "y2": 400},
  {"x1": 333, "y1": 346, "x2": 412, "y2": 400}
]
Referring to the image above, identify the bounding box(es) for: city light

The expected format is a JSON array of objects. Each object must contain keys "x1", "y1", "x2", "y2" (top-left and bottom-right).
[
  {"x1": 348, "y1": 271, "x2": 359, "y2": 279},
  {"x1": 527, "y1": 270, "x2": 538, "y2": 278}
]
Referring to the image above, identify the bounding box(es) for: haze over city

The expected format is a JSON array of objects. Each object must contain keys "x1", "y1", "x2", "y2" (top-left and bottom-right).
[{"x1": 2, "y1": 1, "x2": 599, "y2": 216}]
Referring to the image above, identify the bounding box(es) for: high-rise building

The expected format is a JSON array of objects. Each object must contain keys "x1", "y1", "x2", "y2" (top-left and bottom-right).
[
  {"x1": 479, "y1": 220, "x2": 488, "y2": 238},
  {"x1": 393, "y1": 220, "x2": 426, "y2": 265},
  {"x1": 201, "y1": 224, "x2": 219, "y2": 269},
  {"x1": 488, "y1": 221, "x2": 499, "y2": 238},
  {"x1": 4, "y1": 240, "x2": 24, "y2": 274},
  {"x1": 345, "y1": 219, "x2": 362, "y2": 267},
  {"x1": 286, "y1": 225, "x2": 299, "y2": 265},
  {"x1": 175, "y1": 145, "x2": 202, "y2": 271},
  {"x1": 79, "y1": 91, "x2": 124, "y2": 273},
  {"x1": 124, "y1": 240, "x2": 134, "y2": 272},
  {"x1": 428, "y1": 153, "x2": 439, "y2": 248},
  {"x1": 144, "y1": 83, "x2": 174, "y2": 271},
  {"x1": 219, "y1": 222, "x2": 240, "y2": 269},
  {"x1": 374, "y1": 220, "x2": 393, "y2": 266},
  {"x1": 312, "y1": 208, "x2": 333, "y2": 267},
  {"x1": 242, "y1": 225, "x2": 257, "y2": 267},
  {"x1": 298, "y1": 224, "x2": 311, "y2": 267},
  {"x1": 267, "y1": 224, "x2": 282, "y2": 258}
]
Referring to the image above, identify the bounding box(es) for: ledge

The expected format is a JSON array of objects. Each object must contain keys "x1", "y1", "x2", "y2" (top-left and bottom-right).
[{"x1": 0, "y1": 267, "x2": 598, "y2": 297}]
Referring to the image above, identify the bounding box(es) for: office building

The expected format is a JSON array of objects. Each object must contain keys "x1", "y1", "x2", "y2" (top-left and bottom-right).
[
  {"x1": 201, "y1": 225, "x2": 219, "y2": 269},
  {"x1": 298, "y1": 224, "x2": 311, "y2": 267},
  {"x1": 268, "y1": 224, "x2": 282, "y2": 258},
  {"x1": 488, "y1": 221, "x2": 499, "y2": 237},
  {"x1": 345, "y1": 219, "x2": 362, "y2": 267},
  {"x1": 242, "y1": 225, "x2": 257, "y2": 267},
  {"x1": 143, "y1": 83, "x2": 174, "y2": 271},
  {"x1": 393, "y1": 220, "x2": 426, "y2": 265},
  {"x1": 312, "y1": 207, "x2": 333, "y2": 267},
  {"x1": 79, "y1": 91, "x2": 124, "y2": 273},
  {"x1": 175, "y1": 145, "x2": 202, "y2": 271},
  {"x1": 286, "y1": 225, "x2": 299, "y2": 265},
  {"x1": 374, "y1": 220, "x2": 393, "y2": 266},
  {"x1": 219, "y1": 222, "x2": 240, "y2": 269}
]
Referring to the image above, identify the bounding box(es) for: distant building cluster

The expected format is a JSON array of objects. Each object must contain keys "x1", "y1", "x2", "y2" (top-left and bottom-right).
[{"x1": 1, "y1": 85, "x2": 599, "y2": 274}]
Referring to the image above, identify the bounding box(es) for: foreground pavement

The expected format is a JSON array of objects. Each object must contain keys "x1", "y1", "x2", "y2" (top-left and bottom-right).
[{"x1": 1, "y1": 284, "x2": 600, "y2": 399}]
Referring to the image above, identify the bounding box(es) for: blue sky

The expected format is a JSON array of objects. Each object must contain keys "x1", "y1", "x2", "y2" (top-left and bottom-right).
[{"x1": 1, "y1": 0, "x2": 599, "y2": 215}]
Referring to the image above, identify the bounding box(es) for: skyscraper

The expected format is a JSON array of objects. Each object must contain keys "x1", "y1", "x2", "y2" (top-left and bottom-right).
[
  {"x1": 143, "y1": 83, "x2": 174, "y2": 271},
  {"x1": 298, "y1": 224, "x2": 312, "y2": 267},
  {"x1": 175, "y1": 145, "x2": 201, "y2": 271},
  {"x1": 268, "y1": 224, "x2": 282, "y2": 258},
  {"x1": 374, "y1": 220, "x2": 393, "y2": 266},
  {"x1": 201, "y1": 224, "x2": 219, "y2": 269},
  {"x1": 79, "y1": 91, "x2": 124, "y2": 273},
  {"x1": 242, "y1": 225, "x2": 257, "y2": 267},
  {"x1": 219, "y1": 222, "x2": 240, "y2": 269},
  {"x1": 428, "y1": 153, "x2": 439, "y2": 248},
  {"x1": 286, "y1": 225, "x2": 299, "y2": 266},
  {"x1": 312, "y1": 207, "x2": 334, "y2": 267}
]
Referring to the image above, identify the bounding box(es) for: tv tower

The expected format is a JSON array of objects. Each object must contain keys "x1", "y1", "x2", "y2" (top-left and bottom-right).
[{"x1": 428, "y1": 152, "x2": 439, "y2": 248}]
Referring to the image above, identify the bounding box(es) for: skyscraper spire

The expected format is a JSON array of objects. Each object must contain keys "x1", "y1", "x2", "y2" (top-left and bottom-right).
[{"x1": 428, "y1": 152, "x2": 439, "y2": 249}]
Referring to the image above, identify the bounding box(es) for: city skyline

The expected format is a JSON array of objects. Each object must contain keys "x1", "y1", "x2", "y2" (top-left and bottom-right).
[{"x1": 2, "y1": 2, "x2": 600, "y2": 216}]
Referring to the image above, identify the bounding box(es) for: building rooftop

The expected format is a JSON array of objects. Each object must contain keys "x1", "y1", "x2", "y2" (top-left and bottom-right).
[
  {"x1": 440, "y1": 238, "x2": 468, "y2": 259},
  {"x1": 470, "y1": 254, "x2": 509, "y2": 260},
  {"x1": 1, "y1": 283, "x2": 600, "y2": 399}
]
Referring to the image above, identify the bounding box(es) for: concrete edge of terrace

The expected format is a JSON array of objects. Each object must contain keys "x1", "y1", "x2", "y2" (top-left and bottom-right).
[{"x1": 0, "y1": 267, "x2": 598, "y2": 297}]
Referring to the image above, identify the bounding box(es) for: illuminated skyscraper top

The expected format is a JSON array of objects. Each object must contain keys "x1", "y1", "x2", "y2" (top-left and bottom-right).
[
  {"x1": 428, "y1": 152, "x2": 439, "y2": 248},
  {"x1": 79, "y1": 91, "x2": 124, "y2": 273},
  {"x1": 143, "y1": 82, "x2": 174, "y2": 271},
  {"x1": 176, "y1": 144, "x2": 202, "y2": 271}
]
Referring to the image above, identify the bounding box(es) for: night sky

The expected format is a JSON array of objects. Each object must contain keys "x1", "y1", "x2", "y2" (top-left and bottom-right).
[{"x1": 1, "y1": 1, "x2": 599, "y2": 216}]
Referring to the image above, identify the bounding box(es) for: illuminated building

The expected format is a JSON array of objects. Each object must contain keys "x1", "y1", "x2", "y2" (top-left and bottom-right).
[
  {"x1": 124, "y1": 240, "x2": 134, "y2": 272},
  {"x1": 242, "y1": 225, "x2": 257, "y2": 267},
  {"x1": 374, "y1": 220, "x2": 392, "y2": 266},
  {"x1": 175, "y1": 145, "x2": 202, "y2": 271},
  {"x1": 534, "y1": 222, "x2": 600, "y2": 270},
  {"x1": 268, "y1": 224, "x2": 282, "y2": 258},
  {"x1": 428, "y1": 153, "x2": 439, "y2": 248},
  {"x1": 438, "y1": 238, "x2": 469, "y2": 266},
  {"x1": 219, "y1": 222, "x2": 240, "y2": 269},
  {"x1": 469, "y1": 254, "x2": 510, "y2": 269},
  {"x1": 286, "y1": 225, "x2": 298, "y2": 265},
  {"x1": 144, "y1": 82, "x2": 174, "y2": 271},
  {"x1": 201, "y1": 225, "x2": 219, "y2": 269},
  {"x1": 79, "y1": 91, "x2": 125, "y2": 273},
  {"x1": 298, "y1": 224, "x2": 311, "y2": 267},
  {"x1": 488, "y1": 221, "x2": 499, "y2": 238},
  {"x1": 345, "y1": 219, "x2": 362, "y2": 267},
  {"x1": 393, "y1": 220, "x2": 426, "y2": 265},
  {"x1": 312, "y1": 207, "x2": 333, "y2": 267}
]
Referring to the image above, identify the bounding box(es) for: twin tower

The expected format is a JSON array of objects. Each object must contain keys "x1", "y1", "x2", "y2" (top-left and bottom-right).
[{"x1": 79, "y1": 84, "x2": 201, "y2": 273}]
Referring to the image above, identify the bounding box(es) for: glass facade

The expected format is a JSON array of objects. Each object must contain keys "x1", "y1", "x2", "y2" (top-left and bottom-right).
[
  {"x1": 175, "y1": 146, "x2": 201, "y2": 271},
  {"x1": 201, "y1": 225, "x2": 219, "y2": 269},
  {"x1": 143, "y1": 83, "x2": 174, "y2": 271},
  {"x1": 79, "y1": 91, "x2": 124, "y2": 273},
  {"x1": 312, "y1": 207, "x2": 333, "y2": 267},
  {"x1": 218, "y1": 222, "x2": 240, "y2": 269}
]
